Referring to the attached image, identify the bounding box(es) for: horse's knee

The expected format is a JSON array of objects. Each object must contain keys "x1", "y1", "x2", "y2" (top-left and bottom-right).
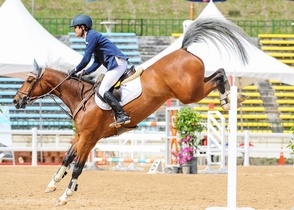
[
  {"x1": 62, "y1": 153, "x2": 76, "y2": 166},
  {"x1": 62, "y1": 146, "x2": 77, "y2": 167}
]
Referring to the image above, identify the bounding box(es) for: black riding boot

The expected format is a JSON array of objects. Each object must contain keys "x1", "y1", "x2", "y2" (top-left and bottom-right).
[{"x1": 103, "y1": 91, "x2": 131, "y2": 126}]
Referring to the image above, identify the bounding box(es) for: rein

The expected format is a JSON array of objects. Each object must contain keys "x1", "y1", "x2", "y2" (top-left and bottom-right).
[
  {"x1": 44, "y1": 75, "x2": 97, "y2": 120},
  {"x1": 19, "y1": 73, "x2": 95, "y2": 120},
  {"x1": 32, "y1": 75, "x2": 75, "y2": 119},
  {"x1": 40, "y1": 75, "x2": 96, "y2": 120},
  {"x1": 27, "y1": 75, "x2": 70, "y2": 102},
  {"x1": 49, "y1": 94, "x2": 73, "y2": 119}
]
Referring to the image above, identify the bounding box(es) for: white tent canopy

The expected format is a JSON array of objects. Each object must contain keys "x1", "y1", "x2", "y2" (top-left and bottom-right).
[
  {"x1": 0, "y1": 0, "x2": 83, "y2": 79},
  {"x1": 139, "y1": 0, "x2": 294, "y2": 87}
]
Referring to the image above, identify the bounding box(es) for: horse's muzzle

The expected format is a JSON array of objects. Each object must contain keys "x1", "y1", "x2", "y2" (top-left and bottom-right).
[{"x1": 13, "y1": 97, "x2": 27, "y2": 109}]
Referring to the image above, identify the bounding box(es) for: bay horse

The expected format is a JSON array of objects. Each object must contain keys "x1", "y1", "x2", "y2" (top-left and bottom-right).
[{"x1": 13, "y1": 18, "x2": 252, "y2": 206}]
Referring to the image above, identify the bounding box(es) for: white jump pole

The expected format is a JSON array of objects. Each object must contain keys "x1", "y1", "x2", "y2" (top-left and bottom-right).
[
  {"x1": 31, "y1": 127, "x2": 38, "y2": 166},
  {"x1": 227, "y1": 85, "x2": 238, "y2": 208},
  {"x1": 206, "y1": 84, "x2": 254, "y2": 210}
]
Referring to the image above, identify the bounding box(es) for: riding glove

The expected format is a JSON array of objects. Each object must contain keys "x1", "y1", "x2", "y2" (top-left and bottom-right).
[
  {"x1": 80, "y1": 70, "x2": 88, "y2": 77},
  {"x1": 68, "y1": 68, "x2": 77, "y2": 76}
]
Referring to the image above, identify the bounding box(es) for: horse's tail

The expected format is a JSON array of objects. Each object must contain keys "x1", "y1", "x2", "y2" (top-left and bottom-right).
[{"x1": 181, "y1": 18, "x2": 255, "y2": 65}]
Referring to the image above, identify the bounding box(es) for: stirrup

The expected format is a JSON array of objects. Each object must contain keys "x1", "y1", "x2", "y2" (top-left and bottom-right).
[{"x1": 109, "y1": 118, "x2": 131, "y2": 128}]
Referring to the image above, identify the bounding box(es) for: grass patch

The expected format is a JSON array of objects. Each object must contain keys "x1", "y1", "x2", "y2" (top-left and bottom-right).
[{"x1": 0, "y1": 0, "x2": 293, "y2": 21}]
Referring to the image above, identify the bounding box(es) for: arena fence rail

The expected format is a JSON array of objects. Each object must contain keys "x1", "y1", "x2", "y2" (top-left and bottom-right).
[{"x1": 0, "y1": 128, "x2": 293, "y2": 166}]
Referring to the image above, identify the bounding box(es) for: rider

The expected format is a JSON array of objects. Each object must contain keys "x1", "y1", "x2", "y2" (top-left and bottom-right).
[{"x1": 68, "y1": 14, "x2": 131, "y2": 127}]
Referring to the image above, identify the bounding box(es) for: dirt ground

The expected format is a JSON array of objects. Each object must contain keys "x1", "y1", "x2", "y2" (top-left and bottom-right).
[{"x1": 0, "y1": 164, "x2": 293, "y2": 210}]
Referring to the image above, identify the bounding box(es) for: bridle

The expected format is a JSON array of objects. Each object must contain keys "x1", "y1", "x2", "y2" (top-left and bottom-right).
[
  {"x1": 16, "y1": 69, "x2": 97, "y2": 120},
  {"x1": 16, "y1": 69, "x2": 73, "y2": 118}
]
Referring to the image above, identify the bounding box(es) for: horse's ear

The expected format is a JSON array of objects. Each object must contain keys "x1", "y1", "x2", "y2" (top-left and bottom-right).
[
  {"x1": 33, "y1": 59, "x2": 45, "y2": 78},
  {"x1": 33, "y1": 59, "x2": 40, "y2": 72}
]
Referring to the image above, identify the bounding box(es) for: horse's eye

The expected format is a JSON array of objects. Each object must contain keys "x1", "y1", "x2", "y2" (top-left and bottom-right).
[{"x1": 27, "y1": 80, "x2": 33, "y2": 84}]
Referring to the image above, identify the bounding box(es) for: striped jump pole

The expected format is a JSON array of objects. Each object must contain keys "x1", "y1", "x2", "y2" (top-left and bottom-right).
[
  {"x1": 88, "y1": 130, "x2": 166, "y2": 171},
  {"x1": 93, "y1": 158, "x2": 162, "y2": 171},
  {"x1": 94, "y1": 157, "x2": 157, "y2": 164},
  {"x1": 138, "y1": 121, "x2": 166, "y2": 127}
]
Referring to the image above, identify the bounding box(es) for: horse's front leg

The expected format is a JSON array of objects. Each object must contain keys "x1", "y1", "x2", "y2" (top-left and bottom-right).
[
  {"x1": 56, "y1": 138, "x2": 94, "y2": 206},
  {"x1": 56, "y1": 153, "x2": 88, "y2": 206},
  {"x1": 45, "y1": 145, "x2": 77, "y2": 193}
]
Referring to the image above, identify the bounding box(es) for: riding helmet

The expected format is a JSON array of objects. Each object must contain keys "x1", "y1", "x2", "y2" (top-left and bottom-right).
[{"x1": 70, "y1": 14, "x2": 92, "y2": 28}]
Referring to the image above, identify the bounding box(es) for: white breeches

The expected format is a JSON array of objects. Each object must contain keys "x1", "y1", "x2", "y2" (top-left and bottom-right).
[{"x1": 99, "y1": 57, "x2": 128, "y2": 97}]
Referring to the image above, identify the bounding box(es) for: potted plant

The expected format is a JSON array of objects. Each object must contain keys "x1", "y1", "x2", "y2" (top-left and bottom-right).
[
  {"x1": 287, "y1": 126, "x2": 294, "y2": 154},
  {"x1": 173, "y1": 107, "x2": 204, "y2": 174}
]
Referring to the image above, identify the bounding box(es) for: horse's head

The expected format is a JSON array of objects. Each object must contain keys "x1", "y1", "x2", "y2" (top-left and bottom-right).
[{"x1": 13, "y1": 60, "x2": 46, "y2": 109}]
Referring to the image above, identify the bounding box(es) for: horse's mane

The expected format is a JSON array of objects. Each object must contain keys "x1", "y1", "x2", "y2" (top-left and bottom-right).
[
  {"x1": 45, "y1": 68, "x2": 95, "y2": 86},
  {"x1": 45, "y1": 56, "x2": 76, "y2": 72},
  {"x1": 181, "y1": 18, "x2": 256, "y2": 65}
]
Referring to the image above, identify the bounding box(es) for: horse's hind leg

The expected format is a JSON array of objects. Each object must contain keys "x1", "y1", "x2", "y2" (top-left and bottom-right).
[
  {"x1": 204, "y1": 68, "x2": 231, "y2": 110},
  {"x1": 217, "y1": 68, "x2": 231, "y2": 110},
  {"x1": 208, "y1": 68, "x2": 248, "y2": 110},
  {"x1": 45, "y1": 145, "x2": 77, "y2": 193}
]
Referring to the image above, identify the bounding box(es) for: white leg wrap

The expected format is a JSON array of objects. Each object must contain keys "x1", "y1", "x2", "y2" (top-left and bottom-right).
[{"x1": 54, "y1": 166, "x2": 67, "y2": 182}]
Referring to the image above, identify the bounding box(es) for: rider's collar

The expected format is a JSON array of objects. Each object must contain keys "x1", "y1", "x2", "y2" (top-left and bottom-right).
[{"x1": 84, "y1": 32, "x2": 87, "y2": 42}]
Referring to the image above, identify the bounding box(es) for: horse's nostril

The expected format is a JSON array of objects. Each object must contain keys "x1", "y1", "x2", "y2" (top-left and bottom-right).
[{"x1": 13, "y1": 99, "x2": 21, "y2": 109}]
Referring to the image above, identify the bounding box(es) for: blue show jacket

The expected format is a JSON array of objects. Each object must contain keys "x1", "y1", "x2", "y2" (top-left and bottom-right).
[{"x1": 75, "y1": 29, "x2": 128, "y2": 74}]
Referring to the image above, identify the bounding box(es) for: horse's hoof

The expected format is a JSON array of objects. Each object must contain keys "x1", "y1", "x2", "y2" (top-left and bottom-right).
[
  {"x1": 45, "y1": 186, "x2": 56, "y2": 193},
  {"x1": 237, "y1": 94, "x2": 248, "y2": 103},
  {"x1": 56, "y1": 199, "x2": 67, "y2": 206}
]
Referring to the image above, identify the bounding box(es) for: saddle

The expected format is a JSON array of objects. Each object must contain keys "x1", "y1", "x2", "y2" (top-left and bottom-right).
[
  {"x1": 95, "y1": 65, "x2": 141, "y2": 102},
  {"x1": 72, "y1": 66, "x2": 142, "y2": 121}
]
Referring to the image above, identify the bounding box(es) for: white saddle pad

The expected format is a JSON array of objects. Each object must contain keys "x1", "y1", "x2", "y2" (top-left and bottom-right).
[{"x1": 95, "y1": 77, "x2": 142, "y2": 110}]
